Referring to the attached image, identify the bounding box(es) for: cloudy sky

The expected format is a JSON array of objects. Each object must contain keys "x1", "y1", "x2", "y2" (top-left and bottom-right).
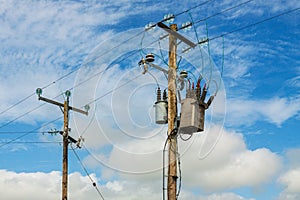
[{"x1": 0, "y1": 0, "x2": 300, "y2": 199}]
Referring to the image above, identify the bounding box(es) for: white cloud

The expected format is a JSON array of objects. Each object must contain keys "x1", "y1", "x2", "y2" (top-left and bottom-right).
[
  {"x1": 3, "y1": 126, "x2": 275, "y2": 199},
  {"x1": 200, "y1": 193, "x2": 255, "y2": 200},
  {"x1": 0, "y1": 0, "x2": 166, "y2": 124},
  {"x1": 179, "y1": 126, "x2": 282, "y2": 191},
  {"x1": 0, "y1": 170, "x2": 100, "y2": 200},
  {"x1": 278, "y1": 148, "x2": 300, "y2": 200},
  {"x1": 80, "y1": 124, "x2": 281, "y2": 194},
  {"x1": 0, "y1": 169, "x2": 257, "y2": 200},
  {"x1": 0, "y1": 1, "x2": 298, "y2": 200},
  {"x1": 226, "y1": 97, "x2": 300, "y2": 127},
  {"x1": 278, "y1": 168, "x2": 300, "y2": 193}
]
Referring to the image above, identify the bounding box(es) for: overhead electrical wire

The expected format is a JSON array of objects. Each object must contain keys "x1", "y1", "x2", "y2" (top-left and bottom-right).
[
  {"x1": 179, "y1": 0, "x2": 256, "y2": 89},
  {"x1": 193, "y1": 7, "x2": 300, "y2": 159},
  {"x1": 0, "y1": 1, "x2": 259, "y2": 129},
  {"x1": 174, "y1": 0, "x2": 216, "y2": 17},
  {"x1": 192, "y1": 0, "x2": 256, "y2": 25},
  {"x1": 188, "y1": 12, "x2": 205, "y2": 75},
  {"x1": 0, "y1": 64, "x2": 81, "y2": 117},
  {"x1": 0, "y1": 49, "x2": 140, "y2": 131},
  {"x1": 0, "y1": 103, "x2": 46, "y2": 130},
  {"x1": 208, "y1": 6, "x2": 300, "y2": 41},
  {"x1": 162, "y1": 129, "x2": 182, "y2": 200},
  {"x1": 0, "y1": 34, "x2": 145, "y2": 118},
  {"x1": 0, "y1": 141, "x2": 61, "y2": 144},
  {"x1": 142, "y1": 0, "x2": 256, "y2": 89},
  {"x1": 0, "y1": 0, "x2": 218, "y2": 119},
  {"x1": 2, "y1": 0, "x2": 213, "y2": 118},
  {"x1": 2, "y1": 2, "x2": 299, "y2": 149},
  {"x1": 2, "y1": 0, "x2": 296, "y2": 123},
  {"x1": 71, "y1": 145, "x2": 105, "y2": 200},
  {"x1": 0, "y1": 39, "x2": 144, "y2": 134},
  {"x1": 0, "y1": 116, "x2": 62, "y2": 148},
  {"x1": 205, "y1": 22, "x2": 213, "y2": 88},
  {"x1": 1, "y1": 40, "x2": 144, "y2": 147},
  {"x1": 176, "y1": 145, "x2": 182, "y2": 199},
  {"x1": 1, "y1": 72, "x2": 143, "y2": 148},
  {"x1": 85, "y1": 73, "x2": 143, "y2": 107},
  {"x1": 162, "y1": 133, "x2": 169, "y2": 200},
  {"x1": 0, "y1": 93, "x2": 35, "y2": 116},
  {"x1": 2, "y1": 5, "x2": 298, "y2": 199},
  {"x1": 23, "y1": 1, "x2": 296, "y2": 144},
  {"x1": 0, "y1": 90, "x2": 67, "y2": 130},
  {"x1": 214, "y1": 36, "x2": 225, "y2": 94},
  {"x1": 0, "y1": 131, "x2": 44, "y2": 134}
]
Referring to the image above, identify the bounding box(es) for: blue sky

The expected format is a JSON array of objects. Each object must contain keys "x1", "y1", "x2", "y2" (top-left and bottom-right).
[{"x1": 0, "y1": 0, "x2": 300, "y2": 199}]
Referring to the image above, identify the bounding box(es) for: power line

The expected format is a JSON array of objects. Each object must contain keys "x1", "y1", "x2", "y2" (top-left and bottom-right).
[
  {"x1": 0, "y1": 35, "x2": 144, "y2": 118},
  {"x1": 0, "y1": 131, "x2": 44, "y2": 134},
  {"x1": 0, "y1": 73, "x2": 142, "y2": 149},
  {"x1": 85, "y1": 73, "x2": 143, "y2": 106},
  {"x1": 0, "y1": 1, "x2": 219, "y2": 118},
  {"x1": 0, "y1": 42, "x2": 142, "y2": 130},
  {"x1": 208, "y1": 6, "x2": 300, "y2": 41},
  {"x1": 0, "y1": 64, "x2": 81, "y2": 117},
  {"x1": 0, "y1": 116, "x2": 62, "y2": 148},
  {"x1": 193, "y1": 0, "x2": 256, "y2": 25},
  {"x1": 3, "y1": 5, "x2": 296, "y2": 143},
  {"x1": 0, "y1": 141, "x2": 61, "y2": 144},
  {"x1": 0, "y1": 103, "x2": 46, "y2": 129},
  {"x1": 0, "y1": 2, "x2": 223, "y2": 127},
  {"x1": 162, "y1": 134, "x2": 168, "y2": 200},
  {"x1": 174, "y1": 0, "x2": 215, "y2": 17},
  {"x1": 0, "y1": 0, "x2": 264, "y2": 122},
  {"x1": 0, "y1": 93, "x2": 35, "y2": 116},
  {"x1": 71, "y1": 145, "x2": 105, "y2": 200},
  {"x1": 2, "y1": 4, "x2": 298, "y2": 151},
  {"x1": 2, "y1": 3, "x2": 297, "y2": 131},
  {"x1": 0, "y1": 89, "x2": 67, "y2": 130}
]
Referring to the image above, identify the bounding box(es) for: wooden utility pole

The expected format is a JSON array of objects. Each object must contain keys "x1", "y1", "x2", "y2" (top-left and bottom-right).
[
  {"x1": 36, "y1": 89, "x2": 88, "y2": 200},
  {"x1": 143, "y1": 21, "x2": 198, "y2": 200},
  {"x1": 167, "y1": 23, "x2": 178, "y2": 200},
  {"x1": 62, "y1": 99, "x2": 69, "y2": 200}
]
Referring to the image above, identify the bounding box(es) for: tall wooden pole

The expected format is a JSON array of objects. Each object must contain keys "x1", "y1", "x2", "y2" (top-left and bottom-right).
[
  {"x1": 167, "y1": 23, "x2": 178, "y2": 200},
  {"x1": 62, "y1": 98, "x2": 69, "y2": 200},
  {"x1": 36, "y1": 89, "x2": 88, "y2": 200}
]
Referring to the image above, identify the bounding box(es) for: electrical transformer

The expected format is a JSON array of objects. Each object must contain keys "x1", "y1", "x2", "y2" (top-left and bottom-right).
[
  {"x1": 179, "y1": 78, "x2": 214, "y2": 135},
  {"x1": 154, "y1": 87, "x2": 168, "y2": 124},
  {"x1": 154, "y1": 101, "x2": 168, "y2": 124},
  {"x1": 179, "y1": 98, "x2": 204, "y2": 134}
]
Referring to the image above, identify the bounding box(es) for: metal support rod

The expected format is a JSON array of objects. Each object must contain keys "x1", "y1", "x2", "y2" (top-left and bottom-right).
[{"x1": 167, "y1": 23, "x2": 178, "y2": 200}]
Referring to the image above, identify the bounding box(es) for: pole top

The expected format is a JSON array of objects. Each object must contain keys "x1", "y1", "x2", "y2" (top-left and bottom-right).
[
  {"x1": 170, "y1": 24, "x2": 177, "y2": 31},
  {"x1": 65, "y1": 90, "x2": 71, "y2": 98},
  {"x1": 36, "y1": 88, "x2": 42, "y2": 96}
]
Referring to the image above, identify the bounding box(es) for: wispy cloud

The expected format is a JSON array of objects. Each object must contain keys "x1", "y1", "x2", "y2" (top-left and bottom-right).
[{"x1": 226, "y1": 97, "x2": 300, "y2": 127}]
